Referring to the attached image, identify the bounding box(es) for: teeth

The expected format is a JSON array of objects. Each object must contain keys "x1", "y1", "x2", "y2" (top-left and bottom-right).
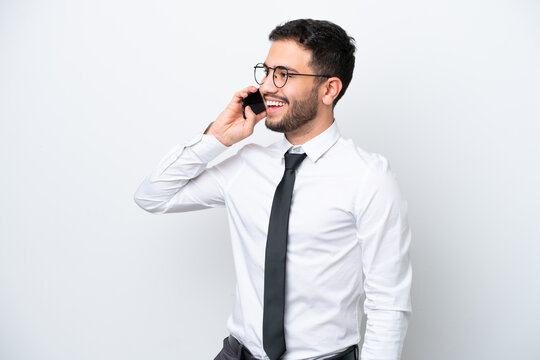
[{"x1": 267, "y1": 100, "x2": 285, "y2": 107}]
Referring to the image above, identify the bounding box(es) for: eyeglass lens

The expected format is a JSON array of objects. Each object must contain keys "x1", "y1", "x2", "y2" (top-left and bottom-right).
[{"x1": 254, "y1": 64, "x2": 289, "y2": 88}]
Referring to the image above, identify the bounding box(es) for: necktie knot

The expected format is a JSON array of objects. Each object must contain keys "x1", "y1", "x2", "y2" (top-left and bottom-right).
[{"x1": 284, "y1": 152, "x2": 307, "y2": 170}]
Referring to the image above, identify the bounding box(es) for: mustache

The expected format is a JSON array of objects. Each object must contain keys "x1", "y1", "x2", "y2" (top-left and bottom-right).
[{"x1": 263, "y1": 95, "x2": 289, "y2": 104}]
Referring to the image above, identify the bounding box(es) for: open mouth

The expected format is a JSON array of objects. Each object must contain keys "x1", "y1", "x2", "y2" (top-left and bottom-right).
[{"x1": 266, "y1": 99, "x2": 287, "y2": 113}]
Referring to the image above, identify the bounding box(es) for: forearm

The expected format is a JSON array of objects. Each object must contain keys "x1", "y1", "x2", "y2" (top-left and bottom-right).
[
  {"x1": 361, "y1": 309, "x2": 410, "y2": 360},
  {"x1": 133, "y1": 133, "x2": 227, "y2": 213}
]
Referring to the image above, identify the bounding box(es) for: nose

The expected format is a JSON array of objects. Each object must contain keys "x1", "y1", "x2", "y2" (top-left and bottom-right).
[{"x1": 259, "y1": 74, "x2": 279, "y2": 96}]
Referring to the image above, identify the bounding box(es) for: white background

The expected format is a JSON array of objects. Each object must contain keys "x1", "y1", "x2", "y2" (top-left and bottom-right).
[{"x1": 1, "y1": 0, "x2": 539, "y2": 359}]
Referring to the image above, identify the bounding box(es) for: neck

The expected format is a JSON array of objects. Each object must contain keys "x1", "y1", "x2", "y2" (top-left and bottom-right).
[{"x1": 285, "y1": 109, "x2": 334, "y2": 145}]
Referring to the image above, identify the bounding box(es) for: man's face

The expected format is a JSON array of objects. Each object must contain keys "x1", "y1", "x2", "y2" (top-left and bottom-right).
[{"x1": 259, "y1": 40, "x2": 321, "y2": 133}]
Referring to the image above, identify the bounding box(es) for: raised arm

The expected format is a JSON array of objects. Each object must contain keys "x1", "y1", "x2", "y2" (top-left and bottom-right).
[{"x1": 133, "y1": 86, "x2": 266, "y2": 214}]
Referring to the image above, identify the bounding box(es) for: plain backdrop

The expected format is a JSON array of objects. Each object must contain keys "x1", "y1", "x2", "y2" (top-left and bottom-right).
[{"x1": 1, "y1": 0, "x2": 539, "y2": 359}]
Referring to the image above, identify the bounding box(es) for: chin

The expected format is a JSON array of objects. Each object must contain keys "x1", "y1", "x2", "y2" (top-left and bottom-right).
[{"x1": 265, "y1": 117, "x2": 286, "y2": 133}]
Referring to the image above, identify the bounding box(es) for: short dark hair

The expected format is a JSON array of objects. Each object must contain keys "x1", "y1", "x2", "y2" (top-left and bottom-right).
[{"x1": 269, "y1": 19, "x2": 356, "y2": 105}]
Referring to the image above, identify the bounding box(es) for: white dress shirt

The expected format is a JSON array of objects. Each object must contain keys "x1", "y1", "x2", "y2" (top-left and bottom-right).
[{"x1": 134, "y1": 122, "x2": 412, "y2": 360}]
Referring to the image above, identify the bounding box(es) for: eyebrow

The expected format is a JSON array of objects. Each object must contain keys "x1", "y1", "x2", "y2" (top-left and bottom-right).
[{"x1": 263, "y1": 62, "x2": 300, "y2": 73}]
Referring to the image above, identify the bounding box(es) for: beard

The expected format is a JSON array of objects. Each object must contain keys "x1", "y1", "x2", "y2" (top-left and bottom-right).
[{"x1": 265, "y1": 87, "x2": 319, "y2": 133}]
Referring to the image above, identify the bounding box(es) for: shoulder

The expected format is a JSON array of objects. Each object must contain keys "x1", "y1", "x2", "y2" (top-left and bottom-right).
[
  {"x1": 339, "y1": 139, "x2": 406, "y2": 210},
  {"x1": 235, "y1": 142, "x2": 273, "y2": 160},
  {"x1": 334, "y1": 137, "x2": 405, "y2": 209},
  {"x1": 216, "y1": 142, "x2": 268, "y2": 162},
  {"x1": 212, "y1": 142, "x2": 276, "y2": 172},
  {"x1": 234, "y1": 140, "x2": 284, "y2": 161},
  {"x1": 330, "y1": 137, "x2": 394, "y2": 178},
  {"x1": 238, "y1": 142, "x2": 269, "y2": 154}
]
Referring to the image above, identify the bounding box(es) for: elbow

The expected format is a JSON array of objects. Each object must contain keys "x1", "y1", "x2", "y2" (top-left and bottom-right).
[
  {"x1": 133, "y1": 191, "x2": 152, "y2": 213},
  {"x1": 133, "y1": 192, "x2": 148, "y2": 211},
  {"x1": 133, "y1": 187, "x2": 168, "y2": 214}
]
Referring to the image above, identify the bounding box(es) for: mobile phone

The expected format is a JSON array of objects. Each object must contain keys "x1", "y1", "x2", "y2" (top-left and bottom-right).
[{"x1": 242, "y1": 89, "x2": 266, "y2": 119}]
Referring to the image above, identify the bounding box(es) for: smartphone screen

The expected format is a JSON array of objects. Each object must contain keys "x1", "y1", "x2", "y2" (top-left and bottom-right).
[{"x1": 242, "y1": 89, "x2": 266, "y2": 119}]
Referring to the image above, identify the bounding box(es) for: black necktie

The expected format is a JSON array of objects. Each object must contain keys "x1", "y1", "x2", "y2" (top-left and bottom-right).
[{"x1": 263, "y1": 151, "x2": 307, "y2": 360}]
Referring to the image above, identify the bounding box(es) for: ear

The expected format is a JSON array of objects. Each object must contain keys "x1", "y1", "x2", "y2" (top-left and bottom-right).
[{"x1": 321, "y1": 77, "x2": 343, "y2": 106}]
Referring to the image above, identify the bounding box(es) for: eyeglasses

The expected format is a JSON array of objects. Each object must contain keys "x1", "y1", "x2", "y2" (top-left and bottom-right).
[{"x1": 254, "y1": 63, "x2": 333, "y2": 88}]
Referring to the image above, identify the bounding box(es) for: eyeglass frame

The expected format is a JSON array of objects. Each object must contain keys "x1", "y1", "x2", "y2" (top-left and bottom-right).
[{"x1": 253, "y1": 63, "x2": 334, "y2": 88}]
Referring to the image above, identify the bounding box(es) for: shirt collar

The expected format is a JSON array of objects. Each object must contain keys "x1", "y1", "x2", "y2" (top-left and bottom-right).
[{"x1": 277, "y1": 121, "x2": 341, "y2": 163}]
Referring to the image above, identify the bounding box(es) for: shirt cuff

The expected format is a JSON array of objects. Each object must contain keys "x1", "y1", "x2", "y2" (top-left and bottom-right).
[{"x1": 187, "y1": 134, "x2": 228, "y2": 163}]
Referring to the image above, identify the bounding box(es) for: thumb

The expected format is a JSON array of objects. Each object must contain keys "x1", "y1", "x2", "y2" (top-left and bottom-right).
[{"x1": 243, "y1": 106, "x2": 260, "y2": 132}]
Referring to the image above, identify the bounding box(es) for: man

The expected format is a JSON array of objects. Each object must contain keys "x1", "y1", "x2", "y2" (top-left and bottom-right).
[{"x1": 134, "y1": 19, "x2": 412, "y2": 360}]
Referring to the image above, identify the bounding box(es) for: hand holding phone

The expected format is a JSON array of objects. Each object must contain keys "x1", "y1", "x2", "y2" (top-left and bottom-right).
[{"x1": 207, "y1": 86, "x2": 266, "y2": 147}]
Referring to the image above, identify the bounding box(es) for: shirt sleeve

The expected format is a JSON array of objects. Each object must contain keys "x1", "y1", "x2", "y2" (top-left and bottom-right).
[
  {"x1": 355, "y1": 155, "x2": 412, "y2": 360},
  {"x1": 133, "y1": 133, "x2": 240, "y2": 214}
]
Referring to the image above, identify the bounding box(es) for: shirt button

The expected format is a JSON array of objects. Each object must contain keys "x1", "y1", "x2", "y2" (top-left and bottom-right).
[{"x1": 291, "y1": 146, "x2": 303, "y2": 153}]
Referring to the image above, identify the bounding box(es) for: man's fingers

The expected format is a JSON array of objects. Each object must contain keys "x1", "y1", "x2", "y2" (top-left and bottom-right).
[
  {"x1": 244, "y1": 106, "x2": 266, "y2": 128},
  {"x1": 233, "y1": 86, "x2": 259, "y2": 102},
  {"x1": 244, "y1": 85, "x2": 258, "y2": 94},
  {"x1": 244, "y1": 105, "x2": 256, "y2": 122},
  {"x1": 255, "y1": 110, "x2": 267, "y2": 123},
  {"x1": 244, "y1": 106, "x2": 259, "y2": 128}
]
